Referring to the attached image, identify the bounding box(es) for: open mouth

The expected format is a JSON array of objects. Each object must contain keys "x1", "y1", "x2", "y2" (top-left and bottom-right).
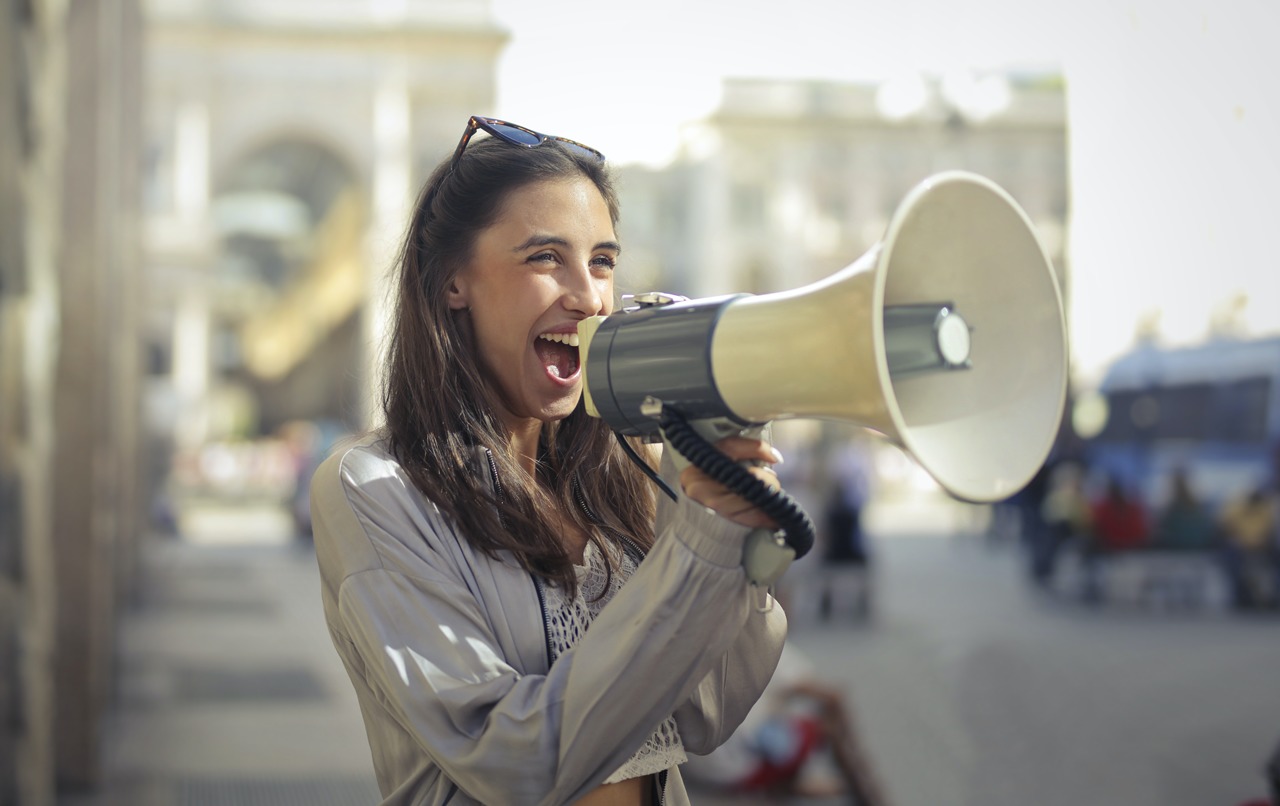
[{"x1": 535, "y1": 332, "x2": 581, "y2": 379}]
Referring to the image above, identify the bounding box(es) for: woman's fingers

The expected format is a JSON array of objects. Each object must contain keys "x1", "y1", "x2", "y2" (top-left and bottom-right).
[
  {"x1": 679, "y1": 437, "x2": 785, "y2": 528},
  {"x1": 699, "y1": 434, "x2": 784, "y2": 466}
]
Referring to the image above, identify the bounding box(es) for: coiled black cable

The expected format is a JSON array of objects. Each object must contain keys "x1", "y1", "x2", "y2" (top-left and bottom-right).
[{"x1": 657, "y1": 407, "x2": 815, "y2": 559}]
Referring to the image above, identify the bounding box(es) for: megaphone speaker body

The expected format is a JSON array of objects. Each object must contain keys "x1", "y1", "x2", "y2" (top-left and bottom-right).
[{"x1": 581, "y1": 171, "x2": 1068, "y2": 503}]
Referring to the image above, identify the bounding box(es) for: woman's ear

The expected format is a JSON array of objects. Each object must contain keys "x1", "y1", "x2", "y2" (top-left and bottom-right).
[{"x1": 447, "y1": 277, "x2": 470, "y2": 311}]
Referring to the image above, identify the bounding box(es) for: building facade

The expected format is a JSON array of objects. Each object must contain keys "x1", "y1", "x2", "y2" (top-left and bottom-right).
[
  {"x1": 142, "y1": 0, "x2": 507, "y2": 451},
  {"x1": 2, "y1": 1, "x2": 145, "y2": 802},
  {"x1": 1, "y1": 1, "x2": 506, "y2": 802},
  {"x1": 617, "y1": 74, "x2": 1068, "y2": 302}
]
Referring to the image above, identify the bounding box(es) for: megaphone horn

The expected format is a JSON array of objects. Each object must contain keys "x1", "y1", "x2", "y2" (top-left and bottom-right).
[{"x1": 579, "y1": 170, "x2": 1068, "y2": 504}]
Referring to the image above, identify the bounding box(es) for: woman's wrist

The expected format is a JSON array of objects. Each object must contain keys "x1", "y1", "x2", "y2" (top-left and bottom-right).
[{"x1": 659, "y1": 490, "x2": 755, "y2": 568}]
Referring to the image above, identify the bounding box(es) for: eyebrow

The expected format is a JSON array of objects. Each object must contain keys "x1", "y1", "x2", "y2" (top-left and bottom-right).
[{"x1": 512, "y1": 234, "x2": 622, "y2": 254}]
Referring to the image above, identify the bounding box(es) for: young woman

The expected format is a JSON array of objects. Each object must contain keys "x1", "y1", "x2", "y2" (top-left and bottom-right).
[{"x1": 310, "y1": 116, "x2": 788, "y2": 805}]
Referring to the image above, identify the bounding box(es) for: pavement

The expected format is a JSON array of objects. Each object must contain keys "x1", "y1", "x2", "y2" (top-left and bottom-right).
[
  {"x1": 60, "y1": 492, "x2": 1280, "y2": 806},
  {"x1": 61, "y1": 506, "x2": 381, "y2": 806}
]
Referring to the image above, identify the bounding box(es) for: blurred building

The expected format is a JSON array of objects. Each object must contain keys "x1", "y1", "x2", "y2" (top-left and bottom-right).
[
  {"x1": 617, "y1": 73, "x2": 1068, "y2": 300},
  {"x1": 1, "y1": 1, "x2": 506, "y2": 803},
  {"x1": 2, "y1": 1, "x2": 146, "y2": 803},
  {"x1": 142, "y1": 0, "x2": 506, "y2": 450}
]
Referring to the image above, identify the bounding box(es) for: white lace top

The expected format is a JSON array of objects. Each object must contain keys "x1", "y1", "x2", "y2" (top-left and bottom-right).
[{"x1": 542, "y1": 539, "x2": 687, "y2": 784}]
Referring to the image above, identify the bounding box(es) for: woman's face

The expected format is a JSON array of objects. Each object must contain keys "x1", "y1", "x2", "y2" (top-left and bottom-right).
[{"x1": 449, "y1": 175, "x2": 617, "y2": 428}]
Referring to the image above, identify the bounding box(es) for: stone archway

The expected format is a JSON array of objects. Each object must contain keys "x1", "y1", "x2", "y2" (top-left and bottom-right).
[
  {"x1": 209, "y1": 138, "x2": 367, "y2": 435},
  {"x1": 213, "y1": 139, "x2": 356, "y2": 288}
]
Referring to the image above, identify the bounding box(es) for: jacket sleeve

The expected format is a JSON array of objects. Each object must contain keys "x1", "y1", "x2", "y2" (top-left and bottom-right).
[
  {"x1": 653, "y1": 444, "x2": 789, "y2": 754},
  {"x1": 671, "y1": 594, "x2": 786, "y2": 755},
  {"x1": 313, "y1": 447, "x2": 787, "y2": 806}
]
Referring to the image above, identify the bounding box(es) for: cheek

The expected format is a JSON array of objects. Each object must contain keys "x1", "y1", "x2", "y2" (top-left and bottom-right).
[
  {"x1": 480, "y1": 295, "x2": 539, "y2": 360},
  {"x1": 484, "y1": 315, "x2": 524, "y2": 358}
]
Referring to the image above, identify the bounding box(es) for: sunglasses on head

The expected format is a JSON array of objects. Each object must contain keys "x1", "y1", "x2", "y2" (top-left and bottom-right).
[{"x1": 450, "y1": 116, "x2": 605, "y2": 172}]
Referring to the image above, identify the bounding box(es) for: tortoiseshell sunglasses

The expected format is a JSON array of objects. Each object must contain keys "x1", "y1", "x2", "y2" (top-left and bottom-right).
[{"x1": 449, "y1": 116, "x2": 605, "y2": 172}]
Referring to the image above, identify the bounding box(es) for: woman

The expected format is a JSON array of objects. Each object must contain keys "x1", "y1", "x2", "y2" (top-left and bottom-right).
[{"x1": 310, "y1": 117, "x2": 789, "y2": 805}]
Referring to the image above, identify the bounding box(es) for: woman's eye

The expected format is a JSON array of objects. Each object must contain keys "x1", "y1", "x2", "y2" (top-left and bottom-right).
[
  {"x1": 591, "y1": 255, "x2": 617, "y2": 271},
  {"x1": 528, "y1": 252, "x2": 558, "y2": 265}
]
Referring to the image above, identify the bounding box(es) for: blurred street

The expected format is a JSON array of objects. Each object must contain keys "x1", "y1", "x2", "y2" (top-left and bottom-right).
[
  {"x1": 63, "y1": 496, "x2": 1280, "y2": 806},
  {"x1": 787, "y1": 534, "x2": 1280, "y2": 806},
  {"x1": 60, "y1": 510, "x2": 380, "y2": 806}
]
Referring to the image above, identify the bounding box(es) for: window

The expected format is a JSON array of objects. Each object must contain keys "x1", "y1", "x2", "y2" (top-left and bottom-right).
[{"x1": 1098, "y1": 377, "x2": 1271, "y2": 444}]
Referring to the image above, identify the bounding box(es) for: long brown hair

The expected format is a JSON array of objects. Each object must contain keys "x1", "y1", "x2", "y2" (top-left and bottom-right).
[{"x1": 381, "y1": 136, "x2": 656, "y2": 594}]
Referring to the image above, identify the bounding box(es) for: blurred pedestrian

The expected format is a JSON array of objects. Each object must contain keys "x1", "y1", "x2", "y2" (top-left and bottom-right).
[
  {"x1": 1235, "y1": 735, "x2": 1280, "y2": 806},
  {"x1": 1031, "y1": 461, "x2": 1091, "y2": 586},
  {"x1": 1090, "y1": 475, "x2": 1149, "y2": 552},
  {"x1": 1016, "y1": 458, "x2": 1052, "y2": 546},
  {"x1": 1153, "y1": 468, "x2": 1214, "y2": 550},
  {"x1": 1140, "y1": 468, "x2": 1217, "y2": 606},
  {"x1": 683, "y1": 643, "x2": 892, "y2": 805},
  {"x1": 1270, "y1": 736, "x2": 1280, "y2": 805},
  {"x1": 278, "y1": 419, "x2": 322, "y2": 536},
  {"x1": 817, "y1": 439, "x2": 874, "y2": 619},
  {"x1": 1080, "y1": 476, "x2": 1148, "y2": 601},
  {"x1": 1218, "y1": 484, "x2": 1278, "y2": 609}
]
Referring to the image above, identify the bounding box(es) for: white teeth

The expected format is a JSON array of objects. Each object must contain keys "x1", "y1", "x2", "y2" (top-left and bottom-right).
[{"x1": 538, "y1": 332, "x2": 580, "y2": 348}]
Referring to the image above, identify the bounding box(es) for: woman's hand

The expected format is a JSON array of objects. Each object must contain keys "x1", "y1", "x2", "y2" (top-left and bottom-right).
[{"x1": 678, "y1": 435, "x2": 784, "y2": 530}]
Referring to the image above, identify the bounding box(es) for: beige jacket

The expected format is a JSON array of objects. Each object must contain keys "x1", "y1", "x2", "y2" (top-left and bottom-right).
[{"x1": 310, "y1": 436, "x2": 787, "y2": 805}]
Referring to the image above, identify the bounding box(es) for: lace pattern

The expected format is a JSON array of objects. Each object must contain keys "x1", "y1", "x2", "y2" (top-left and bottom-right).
[{"x1": 543, "y1": 539, "x2": 687, "y2": 784}]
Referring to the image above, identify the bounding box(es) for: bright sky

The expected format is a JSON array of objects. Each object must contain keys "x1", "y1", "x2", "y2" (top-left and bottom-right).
[
  {"x1": 1064, "y1": 1, "x2": 1280, "y2": 380},
  {"x1": 489, "y1": 0, "x2": 1069, "y2": 166}
]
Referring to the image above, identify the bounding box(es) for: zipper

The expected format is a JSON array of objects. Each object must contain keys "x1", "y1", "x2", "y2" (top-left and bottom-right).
[
  {"x1": 572, "y1": 473, "x2": 599, "y2": 522},
  {"x1": 573, "y1": 474, "x2": 647, "y2": 565},
  {"x1": 657, "y1": 769, "x2": 667, "y2": 806},
  {"x1": 533, "y1": 574, "x2": 554, "y2": 670},
  {"x1": 482, "y1": 447, "x2": 504, "y2": 512},
  {"x1": 483, "y1": 447, "x2": 555, "y2": 670}
]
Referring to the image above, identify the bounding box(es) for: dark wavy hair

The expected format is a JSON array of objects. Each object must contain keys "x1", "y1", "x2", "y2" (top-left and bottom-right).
[{"x1": 381, "y1": 136, "x2": 656, "y2": 595}]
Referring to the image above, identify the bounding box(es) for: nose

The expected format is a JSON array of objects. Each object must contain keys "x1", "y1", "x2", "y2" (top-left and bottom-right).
[{"x1": 562, "y1": 263, "x2": 608, "y2": 316}]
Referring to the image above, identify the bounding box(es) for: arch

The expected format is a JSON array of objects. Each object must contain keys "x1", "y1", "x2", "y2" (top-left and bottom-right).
[
  {"x1": 211, "y1": 137, "x2": 360, "y2": 289},
  {"x1": 217, "y1": 137, "x2": 358, "y2": 219}
]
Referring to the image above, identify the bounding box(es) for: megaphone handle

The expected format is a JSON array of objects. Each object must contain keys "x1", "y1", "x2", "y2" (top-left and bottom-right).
[
  {"x1": 661, "y1": 418, "x2": 769, "y2": 474},
  {"x1": 657, "y1": 408, "x2": 816, "y2": 562}
]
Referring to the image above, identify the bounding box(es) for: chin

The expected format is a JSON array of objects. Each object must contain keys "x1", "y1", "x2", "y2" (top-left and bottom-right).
[{"x1": 537, "y1": 391, "x2": 583, "y2": 423}]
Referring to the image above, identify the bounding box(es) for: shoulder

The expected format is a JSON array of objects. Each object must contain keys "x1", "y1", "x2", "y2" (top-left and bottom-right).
[
  {"x1": 312, "y1": 434, "x2": 400, "y2": 490},
  {"x1": 310, "y1": 436, "x2": 417, "y2": 538},
  {"x1": 310, "y1": 435, "x2": 473, "y2": 584}
]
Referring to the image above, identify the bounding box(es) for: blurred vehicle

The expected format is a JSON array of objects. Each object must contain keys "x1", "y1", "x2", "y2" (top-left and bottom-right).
[
  {"x1": 1083, "y1": 335, "x2": 1280, "y2": 512},
  {"x1": 1046, "y1": 337, "x2": 1280, "y2": 607}
]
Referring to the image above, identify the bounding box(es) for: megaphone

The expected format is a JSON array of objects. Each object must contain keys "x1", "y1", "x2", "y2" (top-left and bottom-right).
[{"x1": 578, "y1": 171, "x2": 1068, "y2": 505}]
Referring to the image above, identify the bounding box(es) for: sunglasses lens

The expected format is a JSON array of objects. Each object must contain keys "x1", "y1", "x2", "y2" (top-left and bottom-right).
[{"x1": 490, "y1": 123, "x2": 541, "y2": 146}]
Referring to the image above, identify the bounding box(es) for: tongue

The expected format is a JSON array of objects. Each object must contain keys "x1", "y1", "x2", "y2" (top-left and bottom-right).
[{"x1": 534, "y1": 340, "x2": 580, "y2": 379}]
